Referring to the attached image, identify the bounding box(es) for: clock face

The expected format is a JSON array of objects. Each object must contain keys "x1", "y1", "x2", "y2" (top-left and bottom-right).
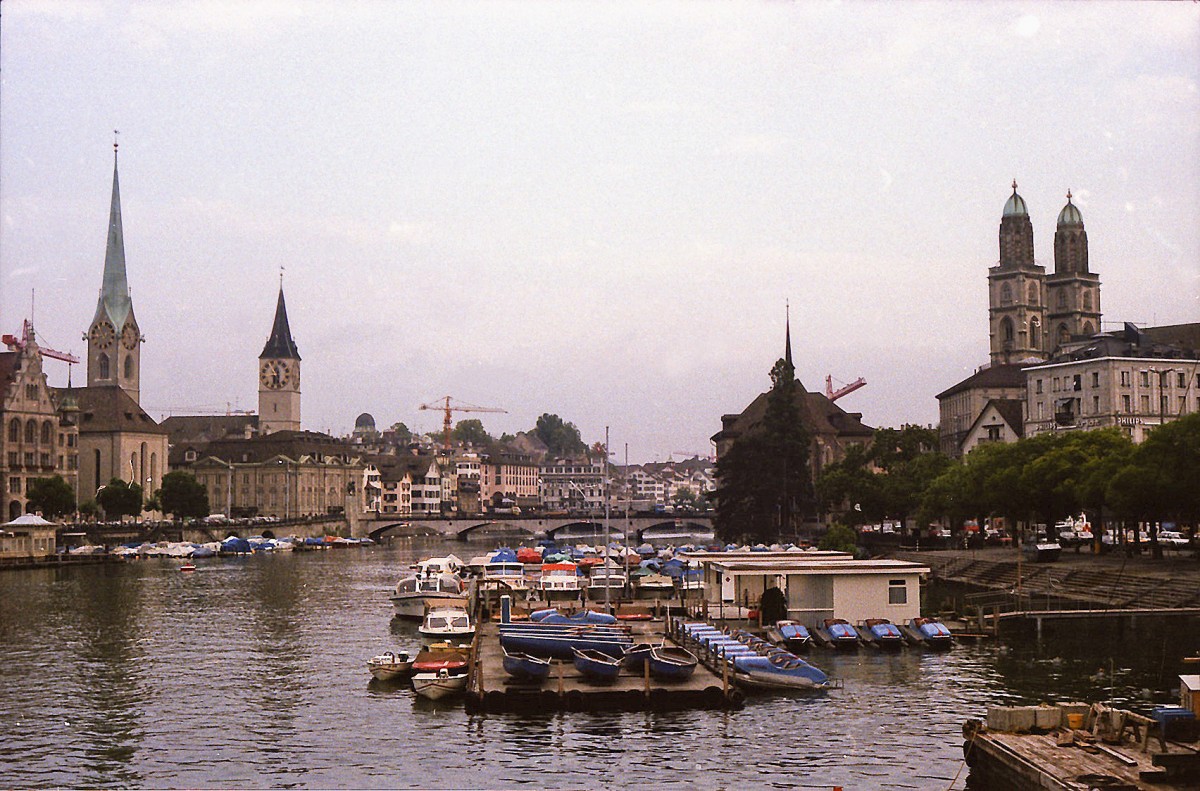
[
  {"x1": 121, "y1": 323, "x2": 139, "y2": 349},
  {"x1": 260, "y1": 360, "x2": 291, "y2": 390},
  {"x1": 90, "y1": 321, "x2": 115, "y2": 350}
]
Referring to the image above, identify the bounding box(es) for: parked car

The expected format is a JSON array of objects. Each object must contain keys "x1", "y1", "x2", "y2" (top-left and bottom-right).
[{"x1": 1158, "y1": 530, "x2": 1191, "y2": 549}]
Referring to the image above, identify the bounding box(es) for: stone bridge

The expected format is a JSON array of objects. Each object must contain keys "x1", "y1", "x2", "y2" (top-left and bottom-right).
[{"x1": 361, "y1": 514, "x2": 715, "y2": 544}]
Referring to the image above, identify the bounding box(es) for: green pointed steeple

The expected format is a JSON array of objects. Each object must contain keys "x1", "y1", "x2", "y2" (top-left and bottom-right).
[{"x1": 93, "y1": 145, "x2": 133, "y2": 329}]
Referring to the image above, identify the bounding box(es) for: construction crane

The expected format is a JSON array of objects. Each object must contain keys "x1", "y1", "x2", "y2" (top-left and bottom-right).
[
  {"x1": 3, "y1": 319, "x2": 81, "y2": 365},
  {"x1": 825, "y1": 374, "x2": 866, "y2": 403},
  {"x1": 419, "y1": 396, "x2": 507, "y2": 449}
]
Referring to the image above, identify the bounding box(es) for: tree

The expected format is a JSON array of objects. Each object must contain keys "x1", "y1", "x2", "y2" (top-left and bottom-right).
[
  {"x1": 25, "y1": 476, "x2": 76, "y2": 518},
  {"x1": 818, "y1": 523, "x2": 859, "y2": 554},
  {"x1": 534, "y1": 413, "x2": 587, "y2": 458},
  {"x1": 78, "y1": 500, "x2": 100, "y2": 519},
  {"x1": 452, "y1": 419, "x2": 493, "y2": 447},
  {"x1": 816, "y1": 445, "x2": 883, "y2": 526},
  {"x1": 714, "y1": 357, "x2": 812, "y2": 543},
  {"x1": 389, "y1": 422, "x2": 413, "y2": 446},
  {"x1": 96, "y1": 478, "x2": 144, "y2": 520},
  {"x1": 158, "y1": 471, "x2": 210, "y2": 520},
  {"x1": 673, "y1": 486, "x2": 698, "y2": 511}
]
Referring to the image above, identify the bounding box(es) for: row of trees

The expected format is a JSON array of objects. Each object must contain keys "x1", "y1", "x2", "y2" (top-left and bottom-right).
[{"x1": 23, "y1": 471, "x2": 211, "y2": 522}]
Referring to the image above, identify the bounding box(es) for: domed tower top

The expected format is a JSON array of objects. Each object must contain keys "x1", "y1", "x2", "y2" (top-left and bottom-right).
[
  {"x1": 1057, "y1": 189, "x2": 1084, "y2": 227},
  {"x1": 1003, "y1": 179, "x2": 1029, "y2": 218},
  {"x1": 998, "y1": 180, "x2": 1035, "y2": 267},
  {"x1": 355, "y1": 412, "x2": 376, "y2": 430}
]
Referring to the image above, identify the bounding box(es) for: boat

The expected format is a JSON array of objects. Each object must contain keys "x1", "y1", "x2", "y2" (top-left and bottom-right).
[
  {"x1": 179, "y1": 563, "x2": 196, "y2": 572},
  {"x1": 862, "y1": 618, "x2": 905, "y2": 649},
  {"x1": 819, "y1": 618, "x2": 861, "y2": 649},
  {"x1": 516, "y1": 546, "x2": 543, "y2": 564},
  {"x1": 418, "y1": 608, "x2": 476, "y2": 641},
  {"x1": 367, "y1": 650, "x2": 413, "y2": 681},
  {"x1": 586, "y1": 563, "x2": 627, "y2": 599},
  {"x1": 908, "y1": 617, "x2": 954, "y2": 649},
  {"x1": 537, "y1": 562, "x2": 581, "y2": 600},
  {"x1": 412, "y1": 668, "x2": 467, "y2": 700},
  {"x1": 572, "y1": 647, "x2": 624, "y2": 682},
  {"x1": 411, "y1": 643, "x2": 469, "y2": 674},
  {"x1": 770, "y1": 620, "x2": 812, "y2": 652},
  {"x1": 390, "y1": 571, "x2": 468, "y2": 619},
  {"x1": 648, "y1": 645, "x2": 698, "y2": 680},
  {"x1": 501, "y1": 648, "x2": 552, "y2": 682},
  {"x1": 731, "y1": 653, "x2": 832, "y2": 691},
  {"x1": 499, "y1": 624, "x2": 633, "y2": 659},
  {"x1": 633, "y1": 572, "x2": 675, "y2": 600},
  {"x1": 624, "y1": 642, "x2": 654, "y2": 671},
  {"x1": 482, "y1": 557, "x2": 529, "y2": 592},
  {"x1": 533, "y1": 608, "x2": 618, "y2": 626}
]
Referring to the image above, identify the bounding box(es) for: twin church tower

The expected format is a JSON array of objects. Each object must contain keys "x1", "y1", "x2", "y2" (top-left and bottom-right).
[
  {"x1": 987, "y1": 181, "x2": 1102, "y2": 364},
  {"x1": 85, "y1": 144, "x2": 301, "y2": 435}
]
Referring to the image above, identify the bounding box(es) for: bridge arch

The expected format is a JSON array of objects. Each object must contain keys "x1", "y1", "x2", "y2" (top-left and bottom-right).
[{"x1": 454, "y1": 521, "x2": 540, "y2": 540}]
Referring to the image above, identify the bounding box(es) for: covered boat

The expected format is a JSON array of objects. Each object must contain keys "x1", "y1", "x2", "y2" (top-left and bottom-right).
[
  {"x1": 771, "y1": 620, "x2": 812, "y2": 652},
  {"x1": 731, "y1": 653, "x2": 831, "y2": 691},
  {"x1": 538, "y1": 563, "x2": 581, "y2": 600},
  {"x1": 820, "y1": 618, "x2": 861, "y2": 650},
  {"x1": 499, "y1": 623, "x2": 633, "y2": 659},
  {"x1": 909, "y1": 617, "x2": 954, "y2": 649},
  {"x1": 533, "y1": 609, "x2": 617, "y2": 626}
]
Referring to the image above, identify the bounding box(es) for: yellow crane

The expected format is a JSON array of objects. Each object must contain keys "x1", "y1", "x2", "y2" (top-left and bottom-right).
[{"x1": 419, "y1": 396, "x2": 507, "y2": 449}]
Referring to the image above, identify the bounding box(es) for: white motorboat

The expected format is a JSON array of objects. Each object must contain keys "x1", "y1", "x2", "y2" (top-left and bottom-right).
[
  {"x1": 390, "y1": 571, "x2": 468, "y2": 619},
  {"x1": 538, "y1": 562, "x2": 580, "y2": 600},
  {"x1": 367, "y1": 650, "x2": 413, "y2": 682},
  {"x1": 412, "y1": 668, "x2": 467, "y2": 701},
  {"x1": 633, "y1": 572, "x2": 675, "y2": 600},
  {"x1": 418, "y1": 608, "x2": 476, "y2": 641},
  {"x1": 482, "y1": 560, "x2": 529, "y2": 591},
  {"x1": 586, "y1": 563, "x2": 627, "y2": 597}
]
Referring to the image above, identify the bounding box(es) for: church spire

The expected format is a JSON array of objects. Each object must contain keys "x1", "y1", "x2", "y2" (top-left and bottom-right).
[
  {"x1": 259, "y1": 282, "x2": 301, "y2": 360},
  {"x1": 93, "y1": 138, "x2": 133, "y2": 328},
  {"x1": 784, "y1": 301, "x2": 793, "y2": 368}
]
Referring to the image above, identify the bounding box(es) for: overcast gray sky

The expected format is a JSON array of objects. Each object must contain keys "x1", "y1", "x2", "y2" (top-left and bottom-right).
[{"x1": 2, "y1": 1, "x2": 1197, "y2": 463}]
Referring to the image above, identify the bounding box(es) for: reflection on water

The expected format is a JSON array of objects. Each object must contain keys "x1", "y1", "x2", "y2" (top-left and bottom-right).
[{"x1": 0, "y1": 539, "x2": 1196, "y2": 789}]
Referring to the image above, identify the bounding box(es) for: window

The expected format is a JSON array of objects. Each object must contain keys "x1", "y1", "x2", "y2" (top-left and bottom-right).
[
  {"x1": 98, "y1": 353, "x2": 110, "y2": 379},
  {"x1": 1057, "y1": 290, "x2": 1067, "y2": 308},
  {"x1": 124, "y1": 355, "x2": 134, "y2": 379},
  {"x1": 40, "y1": 422, "x2": 53, "y2": 444},
  {"x1": 1120, "y1": 371, "x2": 1131, "y2": 387},
  {"x1": 1140, "y1": 395, "x2": 1150, "y2": 412},
  {"x1": 1179, "y1": 372, "x2": 1187, "y2": 388},
  {"x1": 1028, "y1": 283, "x2": 1039, "y2": 305},
  {"x1": 1140, "y1": 371, "x2": 1150, "y2": 387},
  {"x1": 888, "y1": 579, "x2": 908, "y2": 605},
  {"x1": 1001, "y1": 317, "x2": 1014, "y2": 345},
  {"x1": 1000, "y1": 283, "x2": 1012, "y2": 306},
  {"x1": 1091, "y1": 372, "x2": 1099, "y2": 388},
  {"x1": 1083, "y1": 291, "x2": 1093, "y2": 310},
  {"x1": 7, "y1": 419, "x2": 18, "y2": 442},
  {"x1": 25, "y1": 383, "x2": 37, "y2": 400},
  {"x1": 1123, "y1": 395, "x2": 1131, "y2": 413},
  {"x1": 9, "y1": 477, "x2": 21, "y2": 494},
  {"x1": 1073, "y1": 375, "x2": 1082, "y2": 391},
  {"x1": 1093, "y1": 396, "x2": 1100, "y2": 414}
]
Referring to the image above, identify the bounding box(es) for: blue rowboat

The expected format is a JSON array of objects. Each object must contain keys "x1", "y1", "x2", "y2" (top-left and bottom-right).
[
  {"x1": 648, "y1": 646, "x2": 698, "y2": 680},
  {"x1": 502, "y1": 648, "x2": 552, "y2": 682},
  {"x1": 535, "y1": 609, "x2": 618, "y2": 626},
  {"x1": 573, "y1": 647, "x2": 623, "y2": 682},
  {"x1": 500, "y1": 630, "x2": 633, "y2": 660},
  {"x1": 625, "y1": 642, "x2": 654, "y2": 671}
]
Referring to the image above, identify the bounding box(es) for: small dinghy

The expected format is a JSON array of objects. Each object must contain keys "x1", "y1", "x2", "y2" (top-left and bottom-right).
[
  {"x1": 367, "y1": 650, "x2": 413, "y2": 682},
  {"x1": 573, "y1": 647, "x2": 623, "y2": 682},
  {"x1": 179, "y1": 563, "x2": 196, "y2": 572},
  {"x1": 502, "y1": 648, "x2": 551, "y2": 682},
  {"x1": 412, "y1": 668, "x2": 467, "y2": 700},
  {"x1": 624, "y1": 642, "x2": 654, "y2": 671}
]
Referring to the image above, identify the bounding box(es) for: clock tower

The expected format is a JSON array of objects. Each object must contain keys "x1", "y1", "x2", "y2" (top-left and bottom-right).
[
  {"x1": 87, "y1": 142, "x2": 143, "y2": 403},
  {"x1": 258, "y1": 284, "x2": 302, "y2": 435}
]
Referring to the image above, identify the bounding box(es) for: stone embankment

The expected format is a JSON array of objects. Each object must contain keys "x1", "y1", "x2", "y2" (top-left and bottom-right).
[{"x1": 891, "y1": 547, "x2": 1200, "y2": 610}]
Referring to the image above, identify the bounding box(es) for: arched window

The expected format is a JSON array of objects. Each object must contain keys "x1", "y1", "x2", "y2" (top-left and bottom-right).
[
  {"x1": 1057, "y1": 290, "x2": 1067, "y2": 309},
  {"x1": 98, "y1": 353, "x2": 110, "y2": 379},
  {"x1": 8, "y1": 501, "x2": 21, "y2": 521},
  {"x1": 8, "y1": 419, "x2": 19, "y2": 443},
  {"x1": 140, "y1": 442, "x2": 147, "y2": 486},
  {"x1": 124, "y1": 355, "x2": 134, "y2": 379},
  {"x1": 1058, "y1": 323, "x2": 1070, "y2": 346},
  {"x1": 1000, "y1": 283, "x2": 1012, "y2": 306},
  {"x1": 41, "y1": 421, "x2": 53, "y2": 444},
  {"x1": 1030, "y1": 318, "x2": 1041, "y2": 350},
  {"x1": 1083, "y1": 291, "x2": 1092, "y2": 310},
  {"x1": 94, "y1": 449, "x2": 102, "y2": 491},
  {"x1": 1001, "y1": 317, "x2": 1014, "y2": 346},
  {"x1": 1082, "y1": 321, "x2": 1095, "y2": 337},
  {"x1": 1028, "y1": 283, "x2": 1039, "y2": 305},
  {"x1": 25, "y1": 420, "x2": 36, "y2": 443},
  {"x1": 130, "y1": 452, "x2": 138, "y2": 484},
  {"x1": 150, "y1": 453, "x2": 157, "y2": 491}
]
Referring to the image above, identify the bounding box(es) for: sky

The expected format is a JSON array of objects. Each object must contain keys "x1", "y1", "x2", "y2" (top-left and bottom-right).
[{"x1": 1, "y1": 1, "x2": 1198, "y2": 464}]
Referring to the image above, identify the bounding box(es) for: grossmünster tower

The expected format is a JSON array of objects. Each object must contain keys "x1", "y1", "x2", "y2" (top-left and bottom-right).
[
  {"x1": 988, "y1": 181, "x2": 1102, "y2": 364},
  {"x1": 257, "y1": 283, "x2": 301, "y2": 435}
]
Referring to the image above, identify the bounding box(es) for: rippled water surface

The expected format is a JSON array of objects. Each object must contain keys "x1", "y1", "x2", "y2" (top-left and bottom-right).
[{"x1": 1, "y1": 539, "x2": 1195, "y2": 790}]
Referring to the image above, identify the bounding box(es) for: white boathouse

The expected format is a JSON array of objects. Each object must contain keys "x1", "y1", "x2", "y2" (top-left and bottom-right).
[{"x1": 681, "y1": 551, "x2": 930, "y2": 626}]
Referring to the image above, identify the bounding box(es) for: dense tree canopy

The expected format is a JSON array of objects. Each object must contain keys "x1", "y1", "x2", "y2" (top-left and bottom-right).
[
  {"x1": 451, "y1": 419, "x2": 493, "y2": 447},
  {"x1": 96, "y1": 478, "x2": 144, "y2": 520},
  {"x1": 534, "y1": 413, "x2": 588, "y2": 458},
  {"x1": 158, "y1": 471, "x2": 210, "y2": 520},
  {"x1": 25, "y1": 475, "x2": 76, "y2": 518},
  {"x1": 714, "y1": 357, "x2": 813, "y2": 543}
]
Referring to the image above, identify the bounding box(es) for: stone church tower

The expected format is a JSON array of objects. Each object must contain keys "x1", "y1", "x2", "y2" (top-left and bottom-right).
[
  {"x1": 86, "y1": 143, "x2": 143, "y2": 403},
  {"x1": 257, "y1": 284, "x2": 301, "y2": 435},
  {"x1": 988, "y1": 181, "x2": 1047, "y2": 364},
  {"x1": 1046, "y1": 191, "x2": 1102, "y2": 348}
]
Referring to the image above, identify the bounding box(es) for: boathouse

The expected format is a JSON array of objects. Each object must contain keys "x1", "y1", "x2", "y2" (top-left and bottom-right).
[{"x1": 682, "y1": 551, "x2": 930, "y2": 625}]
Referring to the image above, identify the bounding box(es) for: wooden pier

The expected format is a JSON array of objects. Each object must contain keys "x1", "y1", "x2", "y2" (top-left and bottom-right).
[
  {"x1": 464, "y1": 618, "x2": 742, "y2": 714},
  {"x1": 964, "y1": 704, "x2": 1200, "y2": 789}
]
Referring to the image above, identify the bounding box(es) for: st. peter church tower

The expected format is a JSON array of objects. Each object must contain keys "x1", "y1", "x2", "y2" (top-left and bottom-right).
[{"x1": 257, "y1": 284, "x2": 301, "y2": 435}]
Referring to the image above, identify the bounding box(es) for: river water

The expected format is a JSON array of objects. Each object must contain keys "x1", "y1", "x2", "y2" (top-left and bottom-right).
[{"x1": 1, "y1": 538, "x2": 1196, "y2": 790}]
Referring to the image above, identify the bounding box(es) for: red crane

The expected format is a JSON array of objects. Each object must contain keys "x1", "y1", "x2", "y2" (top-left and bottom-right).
[
  {"x1": 419, "y1": 396, "x2": 507, "y2": 449},
  {"x1": 825, "y1": 374, "x2": 866, "y2": 402},
  {"x1": 3, "y1": 319, "x2": 80, "y2": 365}
]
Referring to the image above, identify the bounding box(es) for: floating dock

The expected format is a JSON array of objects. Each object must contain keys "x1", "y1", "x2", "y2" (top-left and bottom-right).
[
  {"x1": 464, "y1": 618, "x2": 743, "y2": 714},
  {"x1": 964, "y1": 703, "x2": 1199, "y2": 789}
]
